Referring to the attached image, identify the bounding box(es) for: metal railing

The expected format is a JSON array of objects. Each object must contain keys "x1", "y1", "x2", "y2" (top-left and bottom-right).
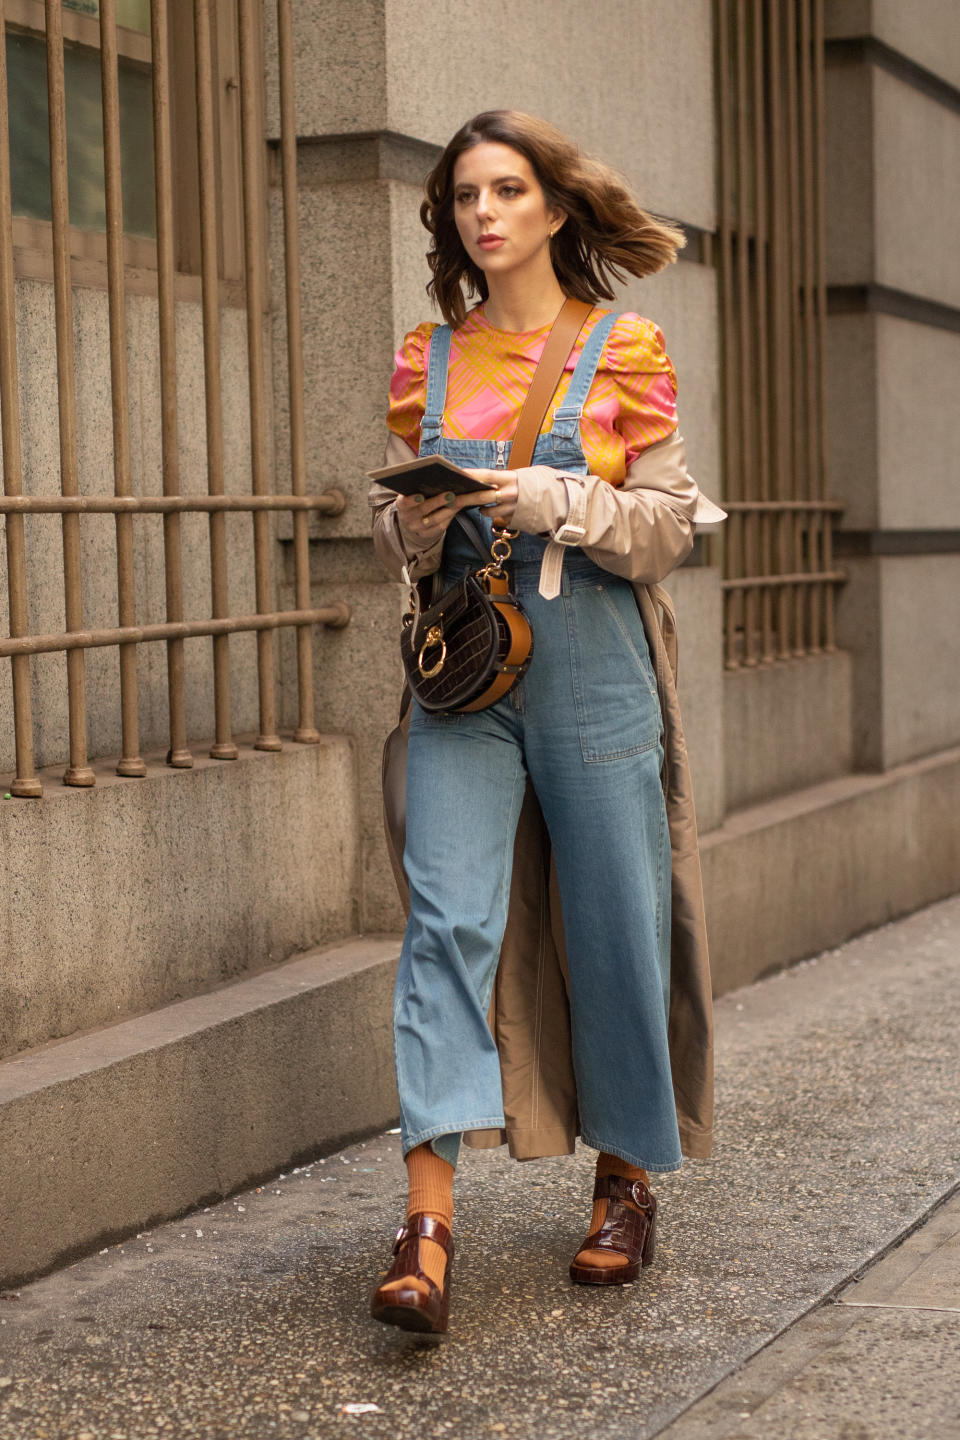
[
  {"x1": 0, "y1": 0, "x2": 347, "y2": 796},
  {"x1": 716, "y1": 0, "x2": 843, "y2": 669}
]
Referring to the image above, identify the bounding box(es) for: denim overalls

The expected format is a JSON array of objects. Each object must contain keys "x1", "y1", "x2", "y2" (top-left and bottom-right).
[{"x1": 394, "y1": 314, "x2": 683, "y2": 1174}]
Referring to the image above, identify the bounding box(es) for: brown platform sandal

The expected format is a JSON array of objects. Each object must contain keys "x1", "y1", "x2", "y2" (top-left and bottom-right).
[
  {"x1": 370, "y1": 1213, "x2": 454, "y2": 1334},
  {"x1": 569, "y1": 1173, "x2": 658, "y2": 1285}
]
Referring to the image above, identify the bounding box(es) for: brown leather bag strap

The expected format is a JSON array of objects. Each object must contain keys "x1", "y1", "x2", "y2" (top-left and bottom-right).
[{"x1": 506, "y1": 296, "x2": 594, "y2": 468}]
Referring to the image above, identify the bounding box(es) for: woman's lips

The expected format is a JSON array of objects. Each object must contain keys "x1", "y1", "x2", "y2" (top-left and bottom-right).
[{"x1": 477, "y1": 235, "x2": 505, "y2": 249}]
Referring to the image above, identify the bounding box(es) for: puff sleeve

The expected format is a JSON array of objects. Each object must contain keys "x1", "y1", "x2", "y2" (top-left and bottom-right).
[
  {"x1": 370, "y1": 323, "x2": 443, "y2": 582},
  {"x1": 606, "y1": 313, "x2": 680, "y2": 470},
  {"x1": 385, "y1": 322, "x2": 437, "y2": 455}
]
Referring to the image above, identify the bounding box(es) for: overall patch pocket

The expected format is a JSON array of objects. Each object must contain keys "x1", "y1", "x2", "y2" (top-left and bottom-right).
[{"x1": 565, "y1": 583, "x2": 663, "y2": 763}]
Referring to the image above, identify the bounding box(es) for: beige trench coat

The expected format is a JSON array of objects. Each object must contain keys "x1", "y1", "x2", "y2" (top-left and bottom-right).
[{"x1": 372, "y1": 429, "x2": 718, "y2": 1162}]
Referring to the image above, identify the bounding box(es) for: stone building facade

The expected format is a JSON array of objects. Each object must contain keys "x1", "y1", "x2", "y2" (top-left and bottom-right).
[{"x1": 1, "y1": 0, "x2": 957, "y2": 1285}]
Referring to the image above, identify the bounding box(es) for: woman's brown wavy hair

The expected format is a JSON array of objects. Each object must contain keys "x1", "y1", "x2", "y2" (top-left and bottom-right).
[{"x1": 421, "y1": 110, "x2": 686, "y2": 328}]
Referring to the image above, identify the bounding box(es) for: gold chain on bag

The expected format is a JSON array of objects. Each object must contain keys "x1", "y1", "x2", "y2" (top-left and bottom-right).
[{"x1": 475, "y1": 522, "x2": 518, "y2": 584}]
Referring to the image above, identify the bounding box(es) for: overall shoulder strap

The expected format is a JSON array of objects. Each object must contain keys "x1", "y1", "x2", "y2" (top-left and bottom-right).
[
  {"x1": 552, "y1": 309, "x2": 619, "y2": 421},
  {"x1": 507, "y1": 298, "x2": 593, "y2": 468},
  {"x1": 421, "y1": 324, "x2": 453, "y2": 444}
]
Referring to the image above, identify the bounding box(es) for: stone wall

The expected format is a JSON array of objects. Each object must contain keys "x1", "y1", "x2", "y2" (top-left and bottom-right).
[{"x1": 824, "y1": 0, "x2": 960, "y2": 772}]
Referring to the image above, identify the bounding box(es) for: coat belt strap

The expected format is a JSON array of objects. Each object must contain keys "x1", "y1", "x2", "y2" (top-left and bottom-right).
[{"x1": 538, "y1": 475, "x2": 589, "y2": 599}]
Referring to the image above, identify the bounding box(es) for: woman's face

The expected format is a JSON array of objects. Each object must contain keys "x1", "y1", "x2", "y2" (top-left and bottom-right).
[{"x1": 452, "y1": 141, "x2": 564, "y2": 279}]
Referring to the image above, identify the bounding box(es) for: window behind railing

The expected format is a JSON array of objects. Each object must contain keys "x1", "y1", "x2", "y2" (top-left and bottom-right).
[
  {"x1": 716, "y1": 0, "x2": 844, "y2": 669},
  {"x1": 6, "y1": 0, "x2": 155, "y2": 237},
  {"x1": 0, "y1": 0, "x2": 347, "y2": 796}
]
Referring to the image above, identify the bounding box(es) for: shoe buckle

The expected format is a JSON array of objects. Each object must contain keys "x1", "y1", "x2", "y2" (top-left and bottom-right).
[
  {"x1": 630, "y1": 1180, "x2": 652, "y2": 1210},
  {"x1": 393, "y1": 1224, "x2": 408, "y2": 1253}
]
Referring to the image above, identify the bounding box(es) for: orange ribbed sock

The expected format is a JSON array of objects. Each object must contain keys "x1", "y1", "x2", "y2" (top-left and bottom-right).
[
  {"x1": 576, "y1": 1151, "x2": 650, "y2": 1270},
  {"x1": 379, "y1": 1143, "x2": 454, "y2": 1298}
]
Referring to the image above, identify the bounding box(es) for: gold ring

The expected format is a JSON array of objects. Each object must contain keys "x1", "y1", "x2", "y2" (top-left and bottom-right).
[{"x1": 418, "y1": 627, "x2": 446, "y2": 678}]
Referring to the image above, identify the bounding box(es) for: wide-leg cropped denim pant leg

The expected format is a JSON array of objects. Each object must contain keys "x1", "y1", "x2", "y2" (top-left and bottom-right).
[{"x1": 392, "y1": 315, "x2": 683, "y2": 1175}]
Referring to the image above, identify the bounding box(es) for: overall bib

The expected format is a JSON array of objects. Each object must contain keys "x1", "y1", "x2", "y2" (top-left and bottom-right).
[{"x1": 394, "y1": 314, "x2": 683, "y2": 1174}]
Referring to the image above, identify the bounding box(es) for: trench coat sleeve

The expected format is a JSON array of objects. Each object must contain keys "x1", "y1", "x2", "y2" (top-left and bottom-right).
[
  {"x1": 511, "y1": 431, "x2": 710, "y2": 584},
  {"x1": 368, "y1": 433, "x2": 445, "y2": 582}
]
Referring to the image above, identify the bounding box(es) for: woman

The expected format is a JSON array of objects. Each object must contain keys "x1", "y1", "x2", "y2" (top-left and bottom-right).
[{"x1": 368, "y1": 110, "x2": 720, "y2": 1335}]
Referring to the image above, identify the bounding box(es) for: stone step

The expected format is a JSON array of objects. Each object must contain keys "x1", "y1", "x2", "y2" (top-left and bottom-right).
[
  {"x1": 0, "y1": 934, "x2": 401, "y2": 1290},
  {"x1": 703, "y1": 742, "x2": 960, "y2": 991},
  {"x1": 0, "y1": 736, "x2": 360, "y2": 1061}
]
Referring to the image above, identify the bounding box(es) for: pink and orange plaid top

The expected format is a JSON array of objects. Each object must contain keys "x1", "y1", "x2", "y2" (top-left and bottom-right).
[{"x1": 386, "y1": 305, "x2": 679, "y2": 485}]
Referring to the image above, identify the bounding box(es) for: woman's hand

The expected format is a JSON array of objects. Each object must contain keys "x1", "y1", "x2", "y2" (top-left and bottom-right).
[
  {"x1": 395, "y1": 469, "x2": 519, "y2": 548},
  {"x1": 464, "y1": 468, "x2": 519, "y2": 527}
]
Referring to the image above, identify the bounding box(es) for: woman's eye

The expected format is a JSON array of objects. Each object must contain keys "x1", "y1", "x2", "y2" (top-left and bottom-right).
[
  {"x1": 500, "y1": 186, "x2": 521, "y2": 198},
  {"x1": 455, "y1": 192, "x2": 474, "y2": 204}
]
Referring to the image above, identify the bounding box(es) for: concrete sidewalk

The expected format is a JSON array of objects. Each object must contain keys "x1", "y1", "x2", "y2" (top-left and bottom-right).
[
  {"x1": 0, "y1": 896, "x2": 958, "y2": 1440},
  {"x1": 657, "y1": 1191, "x2": 960, "y2": 1438}
]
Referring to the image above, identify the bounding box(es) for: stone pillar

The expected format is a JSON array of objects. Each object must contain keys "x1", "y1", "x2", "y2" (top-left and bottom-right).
[{"x1": 824, "y1": 0, "x2": 960, "y2": 770}]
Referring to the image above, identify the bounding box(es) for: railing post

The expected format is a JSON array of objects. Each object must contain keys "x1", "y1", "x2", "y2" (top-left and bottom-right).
[
  {"x1": 100, "y1": 0, "x2": 146, "y2": 778},
  {"x1": 194, "y1": 0, "x2": 239, "y2": 761},
  {"x1": 0, "y1": 0, "x2": 42, "y2": 796},
  {"x1": 45, "y1": 0, "x2": 94, "y2": 785},
  {"x1": 238, "y1": 0, "x2": 281, "y2": 752},
  {"x1": 277, "y1": 0, "x2": 321, "y2": 745},
  {"x1": 150, "y1": 0, "x2": 192, "y2": 768},
  {"x1": 812, "y1": 0, "x2": 834, "y2": 652}
]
